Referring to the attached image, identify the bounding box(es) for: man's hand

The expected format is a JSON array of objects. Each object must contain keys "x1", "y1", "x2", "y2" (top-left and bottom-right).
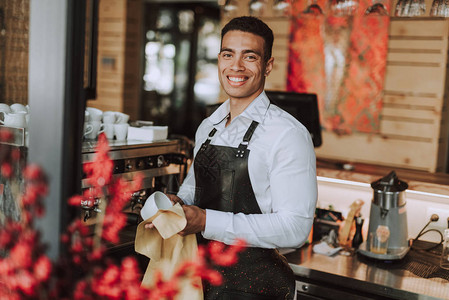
[
  {"x1": 166, "y1": 194, "x2": 184, "y2": 206},
  {"x1": 144, "y1": 194, "x2": 206, "y2": 235},
  {"x1": 144, "y1": 193, "x2": 184, "y2": 229},
  {"x1": 179, "y1": 205, "x2": 206, "y2": 236},
  {"x1": 144, "y1": 204, "x2": 206, "y2": 235}
]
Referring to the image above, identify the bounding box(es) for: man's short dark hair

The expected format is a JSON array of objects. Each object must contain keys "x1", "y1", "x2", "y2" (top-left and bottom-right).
[{"x1": 221, "y1": 16, "x2": 274, "y2": 62}]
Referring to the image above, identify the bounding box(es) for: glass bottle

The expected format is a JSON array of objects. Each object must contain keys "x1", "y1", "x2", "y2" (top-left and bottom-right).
[
  {"x1": 430, "y1": 0, "x2": 440, "y2": 15},
  {"x1": 352, "y1": 216, "x2": 364, "y2": 249},
  {"x1": 395, "y1": 0, "x2": 405, "y2": 15}
]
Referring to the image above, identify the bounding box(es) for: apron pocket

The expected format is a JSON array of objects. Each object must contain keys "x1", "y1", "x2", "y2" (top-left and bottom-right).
[{"x1": 194, "y1": 167, "x2": 235, "y2": 212}]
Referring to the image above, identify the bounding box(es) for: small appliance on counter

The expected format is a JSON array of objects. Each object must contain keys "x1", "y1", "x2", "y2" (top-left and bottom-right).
[{"x1": 358, "y1": 170, "x2": 410, "y2": 260}]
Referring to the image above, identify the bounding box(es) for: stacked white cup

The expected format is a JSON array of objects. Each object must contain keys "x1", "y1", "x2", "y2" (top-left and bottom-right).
[
  {"x1": 84, "y1": 108, "x2": 130, "y2": 141},
  {"x1": 102, "y1": 111, "x2": 116, "y2": 140},
  {"x1": 103, "y1": 111, "x2": 130, "y2": 141},
  {"x1": 84, "y1": 107, "x2": 104, "y2": 140},
  {"x1": 113, "y1": 112, "x2": 129, "y2": 141},
  {"x1": 0, "y1": 103, "x2": 30, "y2": 129}
]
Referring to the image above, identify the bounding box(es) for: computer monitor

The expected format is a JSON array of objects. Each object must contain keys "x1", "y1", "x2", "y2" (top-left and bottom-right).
[{"x1": 265, "y1": 91, "x2": 322, "y2": 148}]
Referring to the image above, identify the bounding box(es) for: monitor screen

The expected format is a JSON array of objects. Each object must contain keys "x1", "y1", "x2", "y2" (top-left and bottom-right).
[{"x1": 265, "y1": 91, "x2": 322, "y2": 148}]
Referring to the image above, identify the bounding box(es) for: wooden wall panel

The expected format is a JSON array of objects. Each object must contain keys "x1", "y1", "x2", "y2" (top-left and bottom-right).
[
  {"x1": 388, "y1": 19, "x2": 449, "y2": 36},
  {"x1": 317, "y1": 131, "x2": 437, "y2": 171},
  {"x1": 383, "y1": 94, "x2": 442, "y2": 108},
  {"x1": 384, "y1": 66, "x2": 446, "y2": 96},
  {"x1": 88, "y1": 0, "x2": 142, "y2": 120},
  {"x1": 316, "y1": 18, "x2": 449, "y2": 172},
  {"x1": 388, "y1": 39, "x2": 446, "y2": 50},
  {"x1": 380, "y1": 120, "x2": 436, "y2": 139},
  {"x1": 1, "y1": 0, "x2": 29, "y2": 104}
]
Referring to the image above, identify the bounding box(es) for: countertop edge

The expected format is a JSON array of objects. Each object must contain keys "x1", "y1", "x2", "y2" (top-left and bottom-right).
[{"x1": 289, "y1": 263, "x2": 443, "y2": 300}]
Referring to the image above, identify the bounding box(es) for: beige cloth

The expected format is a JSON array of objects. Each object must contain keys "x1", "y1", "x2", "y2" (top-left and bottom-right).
[{"x1": 135, "y1": 203, "x2": 203, "y2": 300}]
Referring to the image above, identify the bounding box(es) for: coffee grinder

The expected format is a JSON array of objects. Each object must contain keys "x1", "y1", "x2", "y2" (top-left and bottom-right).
[{"x1": 358, "y1": 171, "x2": 410, "y2": 260}]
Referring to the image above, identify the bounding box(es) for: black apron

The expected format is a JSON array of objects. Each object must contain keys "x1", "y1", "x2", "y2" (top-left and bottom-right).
[{"x1": 194, "y1": 120, "x2": 296, "y2": 300}]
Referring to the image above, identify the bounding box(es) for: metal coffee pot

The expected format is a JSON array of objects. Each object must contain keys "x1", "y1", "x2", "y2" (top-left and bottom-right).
[{"x1": 358, "y1": 171, "x2": 410, "y2": 260}]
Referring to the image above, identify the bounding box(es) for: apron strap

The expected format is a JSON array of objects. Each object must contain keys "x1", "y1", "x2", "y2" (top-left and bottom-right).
[
  {"x1": 201, "y1": 121, "x2": 258, "y2": 154},
  {"x1": 200, "y1": 127, "x2": 217, "y2": 151},
  {"x1": 236, "y1": 121, "x2": 259, "y2": 158},
  {"x1": 239, "y1": 120, "x2": 259, "y2": 149}
]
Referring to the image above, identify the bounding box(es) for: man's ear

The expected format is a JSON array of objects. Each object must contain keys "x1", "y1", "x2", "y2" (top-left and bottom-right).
[{"x1": 264, "y1": 57, "x2": 274, "y2": 77}]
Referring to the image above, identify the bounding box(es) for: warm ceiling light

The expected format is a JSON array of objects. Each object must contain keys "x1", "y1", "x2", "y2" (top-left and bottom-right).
[
  {"x1": 249, "y1": 0, "x2": 267, "y2": 16},
  {"x1": 273, "y1": 0, "x2": 292, "y2": 15}
]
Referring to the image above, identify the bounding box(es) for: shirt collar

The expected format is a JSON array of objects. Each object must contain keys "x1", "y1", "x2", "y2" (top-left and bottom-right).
[
  {"x1": 208, "y1": 100, "x2": 230, "y2": 126},
  {"x1": 208, "y1": 91, "x2": 270, "y2": 126}
]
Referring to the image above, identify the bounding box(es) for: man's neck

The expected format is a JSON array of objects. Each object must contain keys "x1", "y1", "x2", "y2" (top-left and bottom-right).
[{"x1": 226, "y1": 93, "x2": 262, "y2": 126}]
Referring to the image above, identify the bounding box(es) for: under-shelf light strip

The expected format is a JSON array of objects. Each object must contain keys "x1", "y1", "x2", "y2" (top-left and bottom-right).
[{"x1": 317, "y1": 176, "x2": 449, "y2": 200}]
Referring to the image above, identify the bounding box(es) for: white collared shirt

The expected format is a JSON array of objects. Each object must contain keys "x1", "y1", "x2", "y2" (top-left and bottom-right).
[{"x1": 177, "y1": 91, "x2": 317, "y2": 249}]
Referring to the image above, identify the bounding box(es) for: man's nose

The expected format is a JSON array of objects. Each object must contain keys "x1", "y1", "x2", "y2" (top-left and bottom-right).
[{"x1": 230, "y1": 57, "x2": 245, "y2": 71}]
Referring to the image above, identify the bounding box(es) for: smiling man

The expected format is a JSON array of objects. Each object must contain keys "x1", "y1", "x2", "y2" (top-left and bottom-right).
[{"x1": 168, "y1": 16, "x2": 317, "y2": 299}]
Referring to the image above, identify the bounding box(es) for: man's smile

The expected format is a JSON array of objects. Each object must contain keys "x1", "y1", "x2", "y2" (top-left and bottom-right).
[{"x1": 227, "y1": 76, "x2": 248, "y2": 85}]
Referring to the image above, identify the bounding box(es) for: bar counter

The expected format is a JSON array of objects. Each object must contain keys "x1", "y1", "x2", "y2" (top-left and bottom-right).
[{"x1": 285, "y1": 242, "x2": 449, "y2": 299}]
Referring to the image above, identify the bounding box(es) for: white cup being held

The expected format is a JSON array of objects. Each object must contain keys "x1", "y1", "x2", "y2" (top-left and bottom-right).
[
  {"x1": 114, "y1": 123, "x2": 129, "y2": 140},
  {"x1": 140, "y1": 191, "x2": 173, "y2": 220}
]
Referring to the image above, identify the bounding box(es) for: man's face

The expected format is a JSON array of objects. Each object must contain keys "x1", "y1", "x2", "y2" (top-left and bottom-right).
[{"x1": 218, "y1": 30, "x2": 274, "y2": 102}]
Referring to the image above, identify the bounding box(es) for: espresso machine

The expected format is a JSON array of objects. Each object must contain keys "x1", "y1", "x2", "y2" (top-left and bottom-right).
[
  {"x1": 358, "y1": 171, "x2": 410, "y2": 260},
  {"x1": 78, "y1": 138, "x2": 191, "y2": 270}
]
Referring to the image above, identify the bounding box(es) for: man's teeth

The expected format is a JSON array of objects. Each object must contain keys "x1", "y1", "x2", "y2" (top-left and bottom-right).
[{"x1": 228, "y1": 77, "x2": 245, "y2": 82}]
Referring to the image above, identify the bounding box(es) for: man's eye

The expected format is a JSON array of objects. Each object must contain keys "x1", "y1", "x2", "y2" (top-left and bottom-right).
[
  {"x1": 222, "y1": 53, "x2": 232, "y2": 58},
  {"x1": 245, "y1": 55, "x2": 257, "y2": 60}
]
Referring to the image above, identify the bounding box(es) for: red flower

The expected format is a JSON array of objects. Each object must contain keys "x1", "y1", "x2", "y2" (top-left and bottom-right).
[
  {"x1": 16, "y1": 270, "x2": 37, "y2": 296},
  {"x1": 120, "y1": 257, "x2": 139, "y2": 283},
  {"x1": 0, "y1": 128, "x2": 14, "y2": 142},
  {"x1": 22, "y1": 164, "x2": 45, "y2": 180},
  {"x1": 68, "y1": 195, "x2": 84, "y2": 206},
  {"x1": 101, "y1": 265, "x2": 120, "y2": 285},
  {"x1": 203, "y1": 269, "x2": 223, "y2": 286},
  {"x1": 102, "y1": 213, "x2": 126, "y2": 243},
  {"x1": 125, "y1": 285, "x2": 145, "y2": 300},
  {"x1": 0, "y1": 259, "x2": 12, "y2": 275},
  {"x1": 9, "y1": 243, "x2": 32, "y2": 269},
  {"x1": 83, "y1": 134, "x2": 114, "y2": 188},
  {"x1": 208, "y1": 239, "x2": 246, "y2": 267},
  {"x1": 73, "y1": 281, "x2": 89, "y2": 300},
  {"x1": 0, "y1": 230, "x2": 11, "y2": 247},
  {"x1": 33, "y1": 256, "x2": 52, "y2": 282},
  {"x1": 1, "y1": 162, "x2": 12, "y2": 178},
  {"x1": 71, "y1": 239, "x2": 84, "y2": 253}
]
